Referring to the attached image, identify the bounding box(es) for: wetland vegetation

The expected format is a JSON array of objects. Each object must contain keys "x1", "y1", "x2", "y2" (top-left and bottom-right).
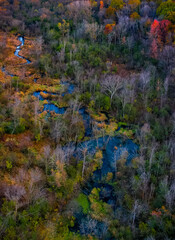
[{"x1": 0, "y1": 0, "x2": 175, "y2": 239}]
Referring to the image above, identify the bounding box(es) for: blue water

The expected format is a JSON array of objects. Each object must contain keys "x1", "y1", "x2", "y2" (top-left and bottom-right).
[
  {"x1": 43, "y1": 103, "x2": 66, "y2": 114},
  {"x1": 61, "y1": 82, "x2": 75, "y2": 96},
  {"x1": 4, "y1": 33, "x2": 139, "y2": 240},
  {"x1": 70, "y1": 135, "x2": 138, "y2": 238},
  {"x1": 14, "y1": 37, "x2": 31, "y2": 64},
  {"x1": 77, "y1": 136, "x2": 138, "y2": 179},
  {"x1": 1, "y1": 66, "x2": 15, "y2": 77},
  {"x1": 2, "y1": 36, "x2": 31, "y2": 78},
  {"x1": 79, "y1": 107, "x2": 92, "y2": 137},
  {"x1": 33, "y1": 91, "x2": 44, "y2": 100},
  {"x1": 33, "y1": 91, "x2": 57, "y2": 100},
  {"x1": 33, "y1": 82, "x2": 75, "y2": 116}
]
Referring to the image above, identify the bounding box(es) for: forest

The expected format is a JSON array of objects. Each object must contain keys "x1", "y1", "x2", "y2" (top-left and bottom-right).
[{"x1": 0, "y1": 0, "x2": 175, "y2": 239}]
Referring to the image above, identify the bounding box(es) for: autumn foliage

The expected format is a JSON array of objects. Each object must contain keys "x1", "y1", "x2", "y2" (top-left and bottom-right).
[
  {"x1": 110, "y1": 0, "x2": 124, "y2": 10},
  {"x1": 150, "y1": 19, "x2": 171, "y2": 58},
  {"x1": 0, "y1": 0, "x2": 9, "y2": 14},
  {"x1": 130, "y1": 12, "x2": 140, "y2": 20},
  {"x1": 128, "y1": 0, "x2": 140, "y2": 10},
  {"x1": 151, "y1": 19, "x2": 171, "y2": 41},
  {"x1": 100, "y1": 0, "x2": 104, "y2": 9},
  {"x1": 157, "y1": 0, "x2": 175, "y2": 24},
  {"x1": 0, "y1": 0, "x2": 175, "y2": 239},
  {"x1": 104, "y1": 23, "x2": 115, "y2": 34},
  {"x1": 151, "y1": 210, "x2": 162, "y2": 217},
  {"x1": 106, "y1": 6, "x2": 115, "y2": 18}
]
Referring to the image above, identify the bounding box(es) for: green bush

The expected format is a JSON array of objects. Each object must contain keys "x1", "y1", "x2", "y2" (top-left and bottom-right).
[
  {"x1": 95, "y1": 93, "x2": 110, "y2": 111},
  {"x1": 77, "y1": 193, "x2": 90, "y2": 214},
  {"x1": 79, "y1": 92, "x2": 91, "y2": 105}
]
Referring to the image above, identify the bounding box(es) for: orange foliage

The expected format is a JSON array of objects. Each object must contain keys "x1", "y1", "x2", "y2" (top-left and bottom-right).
[
  {"x1": 104, "y1": 23, "x2": 115, "y2": 34},
  {"x1": 40, "y1": 91, "x2": 49, "y2": 99},
  {"x1": 0, "y1": 32, "x2": 37, "y2": 82},
  {"x1": 151, "y1": 210, "x2": 162, "y2": 217},
  {"x1": 13, "y1": 0, "x2": 19, "y2": 10},
  {"x1": 0, "y1": 0, "x2": 9, "y2": 14},
  {"x1": 53, "y1": 161, "x2": 67, "y2": 188},
  {"x1": 100, "y1": 0, "x2": 104, "y2": 9},
  {"x1": 3, "y1": 131, "x2": 33, "y2": 150}
]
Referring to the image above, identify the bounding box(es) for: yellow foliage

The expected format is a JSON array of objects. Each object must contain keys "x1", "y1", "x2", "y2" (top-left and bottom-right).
[
  {"x1": 94, "y1": 150, "x2": 103, "y2": 160},
  {"x1": 90, "y1": 0, "x2": 97, "y2": 7},
  {"x1": 105, "y1": 122, "x2": 118, "y2": 136},
  {"x1": 58, "y1": 19, "x2": 69, "y2": 36},
  {"x1": 110, "y1": 0, "x2": 124, "y2": 10},
  {"x1": 118, "y1": 128, "x2": 134, "y2": 138},
  {"x1": 54, "y1": 161, "x2": 67, "y2": 188},
  {"x1": 58, "y1": 3, "x2": 63, "y2": 9},
  {"x1": 97, "y1": 122, "x2": 106, "y2": 129},
  {"x1": 106, "y1": 172, "x2": 113, "y2": 182},
  {"x1": 130, "y1": 12, "x2": 140, "y2": 20},
  {"x1": 128, "y1": 0, "x2": 140, "y2": 9},
  {"x1": 91, "y1": 112, "x2": 107, "y2": 121},
  {"x1": 40, "y1": 92, "x2": 49, "y2": 99}
]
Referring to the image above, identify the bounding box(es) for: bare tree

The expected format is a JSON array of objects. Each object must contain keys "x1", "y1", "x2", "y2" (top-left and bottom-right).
[
  {"x1": 69, "y1": 97, "x2": 81, "y2": 115},
  {"x1": 101, "y1": 75, "x2": 123, "y2": 102},
  {"x1": 33, "y1": 36, "x2": 43, "y2": 60},
  {"x1": 131, "y1": 200, "x2": 141, "y2": 229},
  {"x1": 50, "y1": 116, "x2": 66, "y2": 144},
  {"x1": 78, "y1": 142, "x2": 94, "y2": 179},
  {"x1": 50, "y1": 144, "x2": 74, "y2": 167},
  {"x1": 27, "y1": 168, "x2": 45, "y2": 204},
  {"x1": 80, "y1": 216, "x2": 108, "y2": 238},
  {"x1": 149, "y1": 142, "x2": 157, "y2": 170},
  {"x1": 5, "y1": 184, "x2": 26, "y2": 219},
  {"x1": 53, "y1": 145, "x2": 66, "y2": 164},
  {"x1": 166, "y1": 180, "x2": 175, "y2": 209},
  {"x1": 11, "y1": 168, "x2": 45, "y2": 206}
]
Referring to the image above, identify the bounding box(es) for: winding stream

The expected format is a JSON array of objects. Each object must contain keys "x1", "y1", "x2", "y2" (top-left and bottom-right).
[
  {"x1": 1, "y1": 36, "x2": 31, "y2": 77},
  {"x1": 10, "y1": 36, "x2": 138, "y2": 239},
  {"x1": 14, "y1": 36, "x2": 31, "y2": 64}
]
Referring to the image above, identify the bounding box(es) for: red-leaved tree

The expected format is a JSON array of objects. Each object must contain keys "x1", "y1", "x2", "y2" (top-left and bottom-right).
[{"x1": 150, "y1": 19, "x2": 171, "y2": 58}]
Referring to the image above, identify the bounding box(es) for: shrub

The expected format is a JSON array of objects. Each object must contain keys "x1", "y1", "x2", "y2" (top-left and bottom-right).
[
  {"x1": 95, "y1": 93, "x2": 110, "y2": 111},
  {"x1": 77, "y1": 193, "x2": 90, "y2": 214},
  {"x1": 110, "y1": 0, "x2": 124, "y2": 10}
]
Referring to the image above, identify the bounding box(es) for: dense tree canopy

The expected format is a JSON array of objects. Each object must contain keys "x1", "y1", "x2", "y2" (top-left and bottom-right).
[
  {"x1": 157, "y1": 0, "x2": 175, "y2": 23},
  {"x1": 0, "y1": 0, "x2": 175, "y2": 239}
]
